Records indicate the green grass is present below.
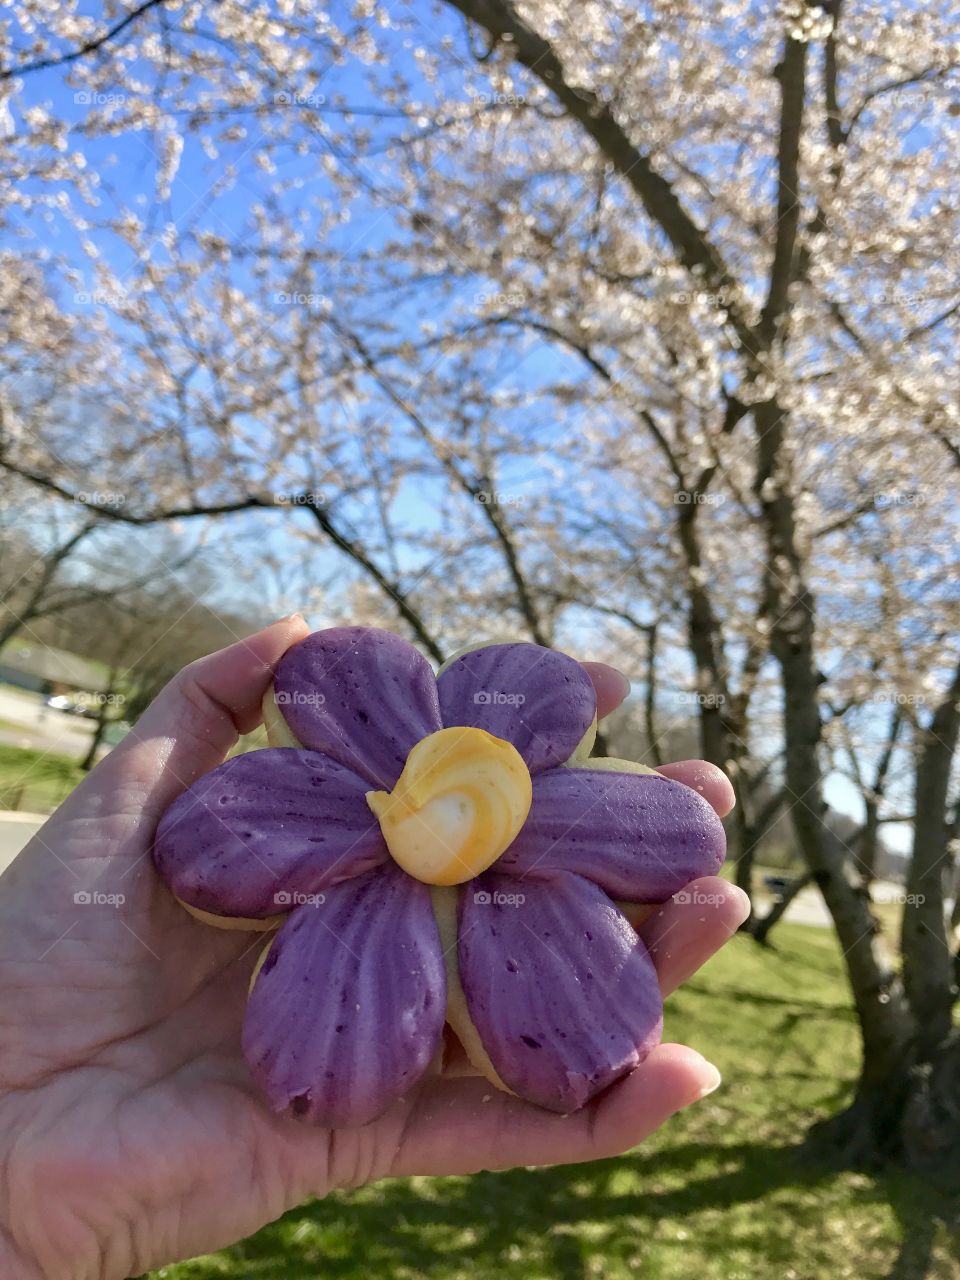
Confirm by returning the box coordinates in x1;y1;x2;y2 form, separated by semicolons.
146;925;959;1280
0;725;317;815
0;744;86;812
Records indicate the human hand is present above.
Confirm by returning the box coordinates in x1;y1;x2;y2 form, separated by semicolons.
0;618;746;1279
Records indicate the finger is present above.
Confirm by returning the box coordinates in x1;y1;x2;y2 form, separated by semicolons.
392;1042;719;1177
66;613;310;822
656;760;736;817
640;876;749;996
581;661;631;720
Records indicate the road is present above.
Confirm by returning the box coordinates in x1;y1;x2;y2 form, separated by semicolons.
751;876;947;930
0;812;45;875
0;684;102;755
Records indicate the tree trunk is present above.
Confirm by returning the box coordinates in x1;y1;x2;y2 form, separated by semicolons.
0;523;94;650
676;507;731;769
901;661;960;1058
80;709;109;772
642;622;662;767
734;834;757;929
674;499;763;923
732;783;786;933
80;679;117;772
852;707;901;887
856;798;881;884
753;872;812;946
901;1029;960;1180
753;397;914;1160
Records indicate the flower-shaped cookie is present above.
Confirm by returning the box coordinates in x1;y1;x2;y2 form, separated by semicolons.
153;627;725;1127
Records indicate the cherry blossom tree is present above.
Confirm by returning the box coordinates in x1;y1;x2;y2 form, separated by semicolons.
0;0;957;1168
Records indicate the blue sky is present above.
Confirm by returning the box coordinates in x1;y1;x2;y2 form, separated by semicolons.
5;1;947;856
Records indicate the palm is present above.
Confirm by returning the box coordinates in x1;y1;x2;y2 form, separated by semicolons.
0;620;744;1280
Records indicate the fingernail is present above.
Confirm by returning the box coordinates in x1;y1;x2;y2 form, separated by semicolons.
277;612;305;625
728;886;752;927
697;1063;722;1098
610;666;632;699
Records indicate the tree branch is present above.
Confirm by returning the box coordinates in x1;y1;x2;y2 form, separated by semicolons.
443;0;753;345
757;28;809;346
0;459;273;524
0;460;445;659
0;0;170;80
305;499;444;662
324;318;549;646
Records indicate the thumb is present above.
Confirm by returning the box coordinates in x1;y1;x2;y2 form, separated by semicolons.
0;615;309;931
93;613;310;818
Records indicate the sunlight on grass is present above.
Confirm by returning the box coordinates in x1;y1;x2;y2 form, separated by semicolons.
146;924;959;1280
0;744;86;812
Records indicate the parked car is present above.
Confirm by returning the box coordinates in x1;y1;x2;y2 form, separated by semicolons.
45;694;99;719
762;874;792;899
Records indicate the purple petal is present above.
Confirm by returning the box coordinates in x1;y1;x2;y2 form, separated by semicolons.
153;748;387;918
458;872;662;1112
498;767;726;901
437;643;596;774
273;627;442;787
242;864;446;1127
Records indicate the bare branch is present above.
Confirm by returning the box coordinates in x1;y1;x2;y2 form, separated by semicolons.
757;29;809;346
324;318;549;647
0;0;170;80
442;0;752;345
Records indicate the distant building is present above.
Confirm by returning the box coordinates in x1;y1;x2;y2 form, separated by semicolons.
0;642;105;697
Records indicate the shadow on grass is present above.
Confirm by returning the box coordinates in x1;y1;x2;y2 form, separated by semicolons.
158;1138;960;1280
165;1140;861;1280
681;980;855;1016
885;1180;959;1280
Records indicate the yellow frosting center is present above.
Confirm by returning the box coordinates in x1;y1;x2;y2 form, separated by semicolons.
366;726;532;886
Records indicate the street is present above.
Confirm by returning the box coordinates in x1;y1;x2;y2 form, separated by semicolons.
0;684;103;755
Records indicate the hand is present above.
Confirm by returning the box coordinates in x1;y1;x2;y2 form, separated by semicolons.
0;618;747;1279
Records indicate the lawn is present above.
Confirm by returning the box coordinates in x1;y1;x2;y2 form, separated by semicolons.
146;924;959;1280
0;744;86;812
